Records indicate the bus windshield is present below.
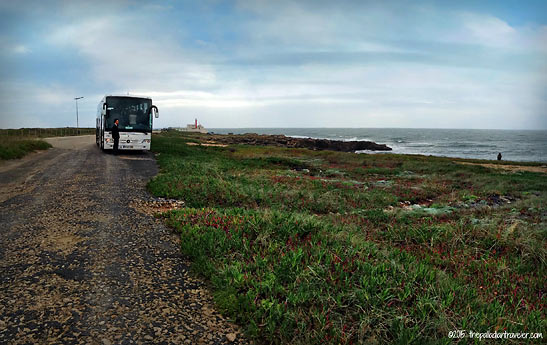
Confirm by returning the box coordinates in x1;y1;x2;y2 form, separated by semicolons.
105;96;152;132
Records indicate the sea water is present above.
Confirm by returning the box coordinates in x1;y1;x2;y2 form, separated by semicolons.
209;128;547;163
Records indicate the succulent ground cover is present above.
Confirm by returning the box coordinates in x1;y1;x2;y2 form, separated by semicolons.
148;131;546;344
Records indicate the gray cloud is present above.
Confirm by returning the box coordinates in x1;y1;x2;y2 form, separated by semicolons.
0;0;545;129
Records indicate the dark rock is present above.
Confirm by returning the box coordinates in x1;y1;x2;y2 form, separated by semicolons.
207;133;391;152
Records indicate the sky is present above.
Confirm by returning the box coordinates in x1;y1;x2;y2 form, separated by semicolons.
0;0;546;129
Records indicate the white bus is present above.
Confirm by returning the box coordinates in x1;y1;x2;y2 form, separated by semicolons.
96;95;159;151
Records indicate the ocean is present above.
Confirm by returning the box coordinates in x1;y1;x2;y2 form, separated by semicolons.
208;128;547;163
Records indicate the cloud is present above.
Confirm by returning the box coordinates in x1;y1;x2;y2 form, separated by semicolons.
12;44;31;54
0;0;545;129
462;13;516;45
0;81;97;128
451;12;547;56
236;0;415;53
46;14;217;91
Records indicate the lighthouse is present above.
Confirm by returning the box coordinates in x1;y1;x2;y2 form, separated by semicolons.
179;118;207;133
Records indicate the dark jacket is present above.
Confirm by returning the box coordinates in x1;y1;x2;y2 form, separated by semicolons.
112;123;120;140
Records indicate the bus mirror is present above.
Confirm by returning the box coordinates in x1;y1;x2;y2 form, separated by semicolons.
101;103;107;115
151;106;159;118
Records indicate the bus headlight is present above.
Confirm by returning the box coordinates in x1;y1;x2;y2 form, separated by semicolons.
142;139;151;143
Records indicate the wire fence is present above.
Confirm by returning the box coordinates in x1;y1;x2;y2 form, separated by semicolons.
0;128;95;139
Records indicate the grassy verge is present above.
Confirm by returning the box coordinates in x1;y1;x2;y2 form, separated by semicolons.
0;127;94;138
149;132;546;344
0;138;52;160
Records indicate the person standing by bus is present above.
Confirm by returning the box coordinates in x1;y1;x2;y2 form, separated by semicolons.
112;119;120;154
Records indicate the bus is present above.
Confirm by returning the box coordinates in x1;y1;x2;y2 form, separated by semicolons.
96;95;159;151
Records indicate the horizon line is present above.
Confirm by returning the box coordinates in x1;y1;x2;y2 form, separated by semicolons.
206;127;547;131
2;126;547;131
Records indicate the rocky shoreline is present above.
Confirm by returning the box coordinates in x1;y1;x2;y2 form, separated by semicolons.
201;133;392;152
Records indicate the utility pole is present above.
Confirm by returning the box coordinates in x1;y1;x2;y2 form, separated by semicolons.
74;96;83;133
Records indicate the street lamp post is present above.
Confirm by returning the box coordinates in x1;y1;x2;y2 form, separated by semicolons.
74;96;83;133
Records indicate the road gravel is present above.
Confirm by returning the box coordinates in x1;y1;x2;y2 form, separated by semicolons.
0;136;248;344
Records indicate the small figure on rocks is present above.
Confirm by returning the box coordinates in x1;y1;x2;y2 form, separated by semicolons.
497;152;502;161
112;119;120;155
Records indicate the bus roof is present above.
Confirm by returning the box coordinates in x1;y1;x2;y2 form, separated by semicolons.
104;94;152;100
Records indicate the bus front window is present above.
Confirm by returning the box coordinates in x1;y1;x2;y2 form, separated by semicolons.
105;96;152;132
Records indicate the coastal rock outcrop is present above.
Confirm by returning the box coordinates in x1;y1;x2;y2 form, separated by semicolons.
204;133;392;152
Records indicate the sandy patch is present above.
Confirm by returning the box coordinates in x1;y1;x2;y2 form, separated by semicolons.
130;198;185;216
44;135;95;150
186;142;227;147
117;156;154;161
40;231;85;255
457;162;547;174
0;182;37;203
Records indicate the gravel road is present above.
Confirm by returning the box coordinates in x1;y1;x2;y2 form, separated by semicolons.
0;136;249;344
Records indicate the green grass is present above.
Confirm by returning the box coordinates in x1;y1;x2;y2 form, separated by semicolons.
0;127;94;138
0;138;52;160
149;132;546;344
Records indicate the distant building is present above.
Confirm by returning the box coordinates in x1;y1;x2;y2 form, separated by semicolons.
174;118;207;133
